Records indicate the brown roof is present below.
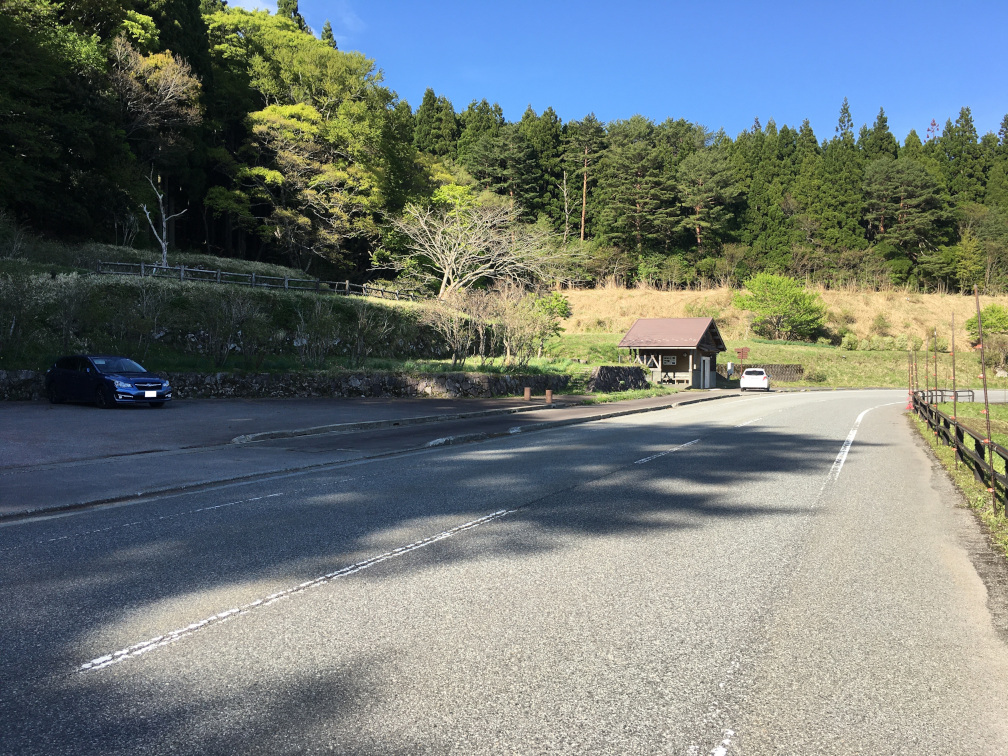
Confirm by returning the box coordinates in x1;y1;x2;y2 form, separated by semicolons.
618;318;726;352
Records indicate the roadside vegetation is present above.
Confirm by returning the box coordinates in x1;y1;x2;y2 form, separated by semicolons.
913;407;1008;558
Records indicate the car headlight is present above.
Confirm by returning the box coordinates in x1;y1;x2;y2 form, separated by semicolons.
113;379;132;390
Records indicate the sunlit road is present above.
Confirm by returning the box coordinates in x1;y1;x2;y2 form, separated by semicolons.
2;390;1006;755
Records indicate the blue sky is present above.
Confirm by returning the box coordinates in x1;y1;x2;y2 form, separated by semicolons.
232;0;1007;144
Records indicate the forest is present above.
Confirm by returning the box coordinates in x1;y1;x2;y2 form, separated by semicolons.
3;0;1008;295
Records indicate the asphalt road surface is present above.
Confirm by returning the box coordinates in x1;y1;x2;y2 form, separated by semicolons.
2;390;1006;755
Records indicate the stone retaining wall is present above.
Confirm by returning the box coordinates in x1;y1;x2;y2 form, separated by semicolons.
585;365;650;393
0;369;573;401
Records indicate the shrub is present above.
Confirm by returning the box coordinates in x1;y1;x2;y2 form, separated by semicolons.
966;305;1008;341
871;313;891;336
734;273;826;341
840;333;859;351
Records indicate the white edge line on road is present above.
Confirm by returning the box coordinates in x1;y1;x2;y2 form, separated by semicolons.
826;401;903;484
78;507;519;674
635;438;700;465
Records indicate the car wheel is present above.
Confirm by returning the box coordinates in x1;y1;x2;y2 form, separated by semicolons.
95;387;113;409
47;385;63;404
149;401;165;408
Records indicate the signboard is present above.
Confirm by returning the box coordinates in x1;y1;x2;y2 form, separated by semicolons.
735;347;750;360
661;355;677;366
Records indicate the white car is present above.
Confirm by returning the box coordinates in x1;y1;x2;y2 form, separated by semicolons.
739;367;770;392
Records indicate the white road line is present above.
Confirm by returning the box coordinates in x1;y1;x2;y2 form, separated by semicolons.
78;507;519;674
735;417;761;428
1;493;285;553
634;438;700;465
711;729;735;756
826;401;902;484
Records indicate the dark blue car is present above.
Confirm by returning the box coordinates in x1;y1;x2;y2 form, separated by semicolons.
44;355;172;408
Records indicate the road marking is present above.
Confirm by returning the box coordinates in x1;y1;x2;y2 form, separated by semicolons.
826;401;902;483
711;729;735;756
735;417;761;427
78;507;519;673
0;493;285;553
634;438;700;465
426;437;451;447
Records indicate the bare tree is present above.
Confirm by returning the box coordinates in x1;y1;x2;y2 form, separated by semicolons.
422;292;474;368
141;173;187;267
381;202;563;298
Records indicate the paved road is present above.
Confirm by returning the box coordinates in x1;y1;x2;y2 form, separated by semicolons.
1;390;1006;754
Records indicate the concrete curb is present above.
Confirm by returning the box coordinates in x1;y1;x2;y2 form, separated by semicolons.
3;392;737;522
230;401;560;444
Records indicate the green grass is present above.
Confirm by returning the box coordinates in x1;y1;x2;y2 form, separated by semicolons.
578;385;681;404
546;331;996;390
935;401;1008;449
912;413;1008;558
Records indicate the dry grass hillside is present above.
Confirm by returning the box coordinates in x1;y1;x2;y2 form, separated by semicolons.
560;283;1008;345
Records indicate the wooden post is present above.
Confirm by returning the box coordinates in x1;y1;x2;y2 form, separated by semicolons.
952;314;958;467
975;286;997;513
524;387;531;401
546;389;553;404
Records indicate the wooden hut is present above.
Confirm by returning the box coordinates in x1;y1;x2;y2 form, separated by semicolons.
618;317;727;388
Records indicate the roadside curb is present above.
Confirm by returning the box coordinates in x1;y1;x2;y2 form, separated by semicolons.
230;401;561;444
2;392;736;523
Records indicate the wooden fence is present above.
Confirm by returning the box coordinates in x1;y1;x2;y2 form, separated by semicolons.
912;389;1007;511
95;261;423;302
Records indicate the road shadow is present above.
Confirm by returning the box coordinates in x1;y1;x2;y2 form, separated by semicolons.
0;417;883;754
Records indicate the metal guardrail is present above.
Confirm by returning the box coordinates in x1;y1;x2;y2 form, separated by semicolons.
912;390;1007;511
95;261;423;302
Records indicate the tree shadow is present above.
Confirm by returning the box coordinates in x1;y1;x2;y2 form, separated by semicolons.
0;419;882;754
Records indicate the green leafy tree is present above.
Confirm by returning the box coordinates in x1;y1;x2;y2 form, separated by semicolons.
862;156;950;258
277;0;308;32
457;99;504;169
939;107;984;203
562;113;607;242
859;107;898;162
676;148;742;255
965;304;1008;340
811;98;866;253
413;92;460;158
596;115;677;254
320;20;337;48
0;0;131;236
518;105;564;223
733;273;826;340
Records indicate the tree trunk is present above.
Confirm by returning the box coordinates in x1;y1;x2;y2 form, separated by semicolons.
580;147;588;242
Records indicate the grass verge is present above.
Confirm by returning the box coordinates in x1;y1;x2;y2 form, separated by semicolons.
577;385;680;405
912;413;1008;559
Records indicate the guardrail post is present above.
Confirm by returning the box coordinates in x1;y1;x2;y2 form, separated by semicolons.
180;265;185;281
251;272;256;288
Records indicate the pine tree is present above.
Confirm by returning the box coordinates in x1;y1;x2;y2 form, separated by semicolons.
321;20;337;49
457;99;504;170
812;99;866;252
277;0;309;32
562;113;607;241
596;115;677;254
859;107;898;162
939;107;984;202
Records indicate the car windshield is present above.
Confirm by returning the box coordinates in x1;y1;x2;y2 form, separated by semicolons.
92;357;146;374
